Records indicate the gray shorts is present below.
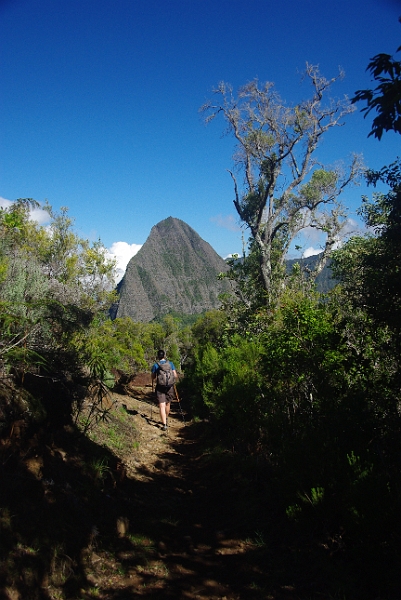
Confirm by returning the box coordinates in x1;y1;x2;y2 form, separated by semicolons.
156;385;175;404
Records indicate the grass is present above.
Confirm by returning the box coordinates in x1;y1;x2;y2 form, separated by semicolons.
83;401;140;458
127;533;155;552
253;530;267;548
87;457;110;483
0;391;148;600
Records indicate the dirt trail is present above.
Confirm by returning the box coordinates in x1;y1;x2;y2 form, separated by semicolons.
2;375;396;599
91;376;287;600
1;374;296;600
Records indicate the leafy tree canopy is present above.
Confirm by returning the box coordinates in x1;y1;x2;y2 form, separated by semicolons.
352;21;401;139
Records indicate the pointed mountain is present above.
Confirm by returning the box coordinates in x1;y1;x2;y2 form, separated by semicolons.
113;217;232;322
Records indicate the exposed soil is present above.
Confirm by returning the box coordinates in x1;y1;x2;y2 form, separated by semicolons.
0;373;293;600
84;375;284;599
2;374;390;599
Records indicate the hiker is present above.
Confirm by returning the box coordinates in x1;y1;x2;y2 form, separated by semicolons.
151;349;177;431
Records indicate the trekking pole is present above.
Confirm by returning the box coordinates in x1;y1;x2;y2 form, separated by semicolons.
151;378;154;421
174;384;186;425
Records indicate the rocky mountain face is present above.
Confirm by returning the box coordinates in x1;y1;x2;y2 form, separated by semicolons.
286;255;336;293
112;217;232;322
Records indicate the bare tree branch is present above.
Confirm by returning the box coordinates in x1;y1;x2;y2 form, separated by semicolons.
201;65;362;301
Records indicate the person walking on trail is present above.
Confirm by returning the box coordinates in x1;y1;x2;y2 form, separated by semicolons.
151;349;177;431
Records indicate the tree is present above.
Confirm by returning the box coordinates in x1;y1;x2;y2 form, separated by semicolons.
191;309;227;349
0;199;117;375
201;65;362;302
332;159;401;339
352;27;401;140
32;204;117;313
349;25;401;327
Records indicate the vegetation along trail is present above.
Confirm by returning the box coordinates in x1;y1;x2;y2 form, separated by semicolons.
2;32;401;599
112;378;266;598
1;373;318;600
79;375;293;600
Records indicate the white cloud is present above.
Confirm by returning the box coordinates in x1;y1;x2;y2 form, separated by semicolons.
296;217;362;258
210;213;241;232
0;197;12;209
0;197;50;225
29;207;51;225
300;225;323;244
107;241;142;283
302;246;322;258
223;252;242;260
342;217;361;237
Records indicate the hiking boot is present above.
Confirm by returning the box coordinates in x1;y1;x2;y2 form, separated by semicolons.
162;424;167;431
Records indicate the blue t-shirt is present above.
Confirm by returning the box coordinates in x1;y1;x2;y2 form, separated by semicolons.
151;359;176;374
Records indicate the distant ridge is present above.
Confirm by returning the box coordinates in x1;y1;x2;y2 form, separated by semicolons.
112;217;232;322
286;255;336;293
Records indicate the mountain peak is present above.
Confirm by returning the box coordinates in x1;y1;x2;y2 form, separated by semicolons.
113;219;231;322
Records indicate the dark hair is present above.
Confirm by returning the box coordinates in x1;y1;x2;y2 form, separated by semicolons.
157;349;165;360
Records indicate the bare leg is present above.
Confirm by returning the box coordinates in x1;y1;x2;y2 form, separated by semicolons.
159;401;167;426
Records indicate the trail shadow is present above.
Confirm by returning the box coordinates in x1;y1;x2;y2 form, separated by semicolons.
89;425;280;600
1;390;399;600
97;415;401;600
0;401;278;599
0;420;140;599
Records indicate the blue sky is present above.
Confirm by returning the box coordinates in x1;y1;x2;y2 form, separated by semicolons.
1;0;400;280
